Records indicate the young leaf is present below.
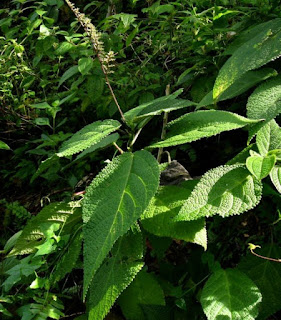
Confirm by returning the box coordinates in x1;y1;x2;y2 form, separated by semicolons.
9;202;82;256
141;181;207;250
213;19;281;100
256;120;281;155
118;269;165;320
200;268;262;320
0;140;10;150
246;154;276;180
88;226;144;320
149;110;259;148
247;74;281;121
226;144;258;165
58;65;79;87
270;166;281;193
239;244;281;320
175;165;262;221
82;150;159;299
57;120;121;157
124;89;195;124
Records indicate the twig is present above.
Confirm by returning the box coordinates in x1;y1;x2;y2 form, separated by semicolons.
113;142;124;154
249;243;281;263
157;84;170;163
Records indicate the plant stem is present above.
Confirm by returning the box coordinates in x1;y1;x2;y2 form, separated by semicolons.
250;248;281;263
157;84;170;162
113;142;124;154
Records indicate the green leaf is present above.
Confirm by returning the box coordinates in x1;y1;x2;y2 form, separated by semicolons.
124;89;195;124
82;150;159;299
9;202;81;256
118;269;165;320
270;166;281;193
213;18;281;100
78;57;93;75
200;268;262;320
256;120;281;155
198;68;277;107
88;226;144;320
31;154;59;183
55;41;73;55
239;244;281;319
57;120;121;157
31;102;52;110
35;238;55;256
0;140;10;150
226;144;258;165
86;75;104;103
141;181;207;250
76;133;119;160
175;165;262;221
58;65;79;87
247;74;281;120
246;154;276;180
149;110;259;148
51;231;82;283
34;117;51;126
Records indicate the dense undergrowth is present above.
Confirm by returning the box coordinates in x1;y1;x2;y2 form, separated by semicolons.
1;0;281;319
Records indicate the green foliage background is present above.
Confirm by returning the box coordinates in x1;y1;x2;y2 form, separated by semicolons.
1;0;281;319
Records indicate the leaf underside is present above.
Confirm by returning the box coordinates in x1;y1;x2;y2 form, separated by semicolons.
9;202;81;256
256;120;281;155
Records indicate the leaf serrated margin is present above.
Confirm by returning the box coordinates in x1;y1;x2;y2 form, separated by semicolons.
175;165;262;221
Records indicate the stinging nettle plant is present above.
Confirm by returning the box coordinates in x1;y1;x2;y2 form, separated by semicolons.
4;3;281;320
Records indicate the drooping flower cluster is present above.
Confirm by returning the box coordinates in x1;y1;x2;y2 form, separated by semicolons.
65;0;115;73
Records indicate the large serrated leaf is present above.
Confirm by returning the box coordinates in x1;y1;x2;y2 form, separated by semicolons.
118;269;165;320
141;181;207;250
238;244;281;320
247;74;281;121
175;165;262;221
82;150;159;299
76;133;119;160
213;18;281;100
198;68;277;108
124;89;195;124
246;154;276;180
88;226;144;320
57;120;121;157
200;268;262;320
149;110;259;148
270;166;281;193
9;202;82;256
256;120;281;155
